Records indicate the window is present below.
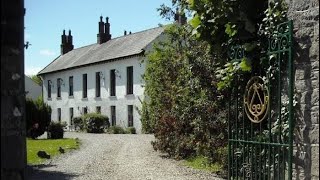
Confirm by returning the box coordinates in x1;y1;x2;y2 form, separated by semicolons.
57;78;61;98
83;107;88;115
69;76;73;96
110;69;116;96
83;74;87;98
70;108;74;125
111;106;116;126
48;80;51;98
128;105;133;127
96;72;101;97
127;66;133;94
58;108;61;122
96;106;101;114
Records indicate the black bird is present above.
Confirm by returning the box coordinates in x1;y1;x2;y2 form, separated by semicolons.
37;151;50;159
59;147;65;153
24;41;31;49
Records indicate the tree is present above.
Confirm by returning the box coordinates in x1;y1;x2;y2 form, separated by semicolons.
29;75;42;86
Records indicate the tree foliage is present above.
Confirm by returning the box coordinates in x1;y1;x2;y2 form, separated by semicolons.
26;97;51;139
142;24;228;166
29;75;42;86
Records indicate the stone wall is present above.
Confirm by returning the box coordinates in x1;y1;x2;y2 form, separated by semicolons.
1;0;26;180
286;0;319;179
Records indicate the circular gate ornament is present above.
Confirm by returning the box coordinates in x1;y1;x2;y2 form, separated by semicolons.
243;76;270;123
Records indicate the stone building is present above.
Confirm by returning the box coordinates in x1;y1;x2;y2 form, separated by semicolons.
38;17;164;133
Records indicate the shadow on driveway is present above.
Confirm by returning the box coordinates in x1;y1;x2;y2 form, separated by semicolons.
26;164;79;180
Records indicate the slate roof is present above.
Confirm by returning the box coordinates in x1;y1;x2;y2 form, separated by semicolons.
38;26;164;75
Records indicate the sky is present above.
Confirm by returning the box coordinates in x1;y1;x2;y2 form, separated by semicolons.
24;0;172;76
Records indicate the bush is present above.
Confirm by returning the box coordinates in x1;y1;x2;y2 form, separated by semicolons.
107;126;126;134
47;122;64;139
26;97;51;139
126;127;136;134
72;117;84;131
82;113;110;133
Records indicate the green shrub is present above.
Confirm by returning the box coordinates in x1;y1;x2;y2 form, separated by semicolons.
82;113;110;133
72;117;84;131
107;126;126;134
47;122;64;139
126;127;136;134
25;97;51;139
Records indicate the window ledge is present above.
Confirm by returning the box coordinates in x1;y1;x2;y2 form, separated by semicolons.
56;97;62;100
68;96;74;99
47;97;52;101
109;96;117;100
82;98;88;101
94;97;102;100
125;94;135;98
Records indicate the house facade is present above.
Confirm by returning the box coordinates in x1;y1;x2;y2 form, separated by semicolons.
38;16;164;133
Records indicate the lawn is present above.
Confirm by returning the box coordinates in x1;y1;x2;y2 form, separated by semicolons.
27;138;80;165
184;156;224;173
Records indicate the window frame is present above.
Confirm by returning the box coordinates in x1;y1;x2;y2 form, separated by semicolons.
57;78;61;98
58;108;61;122
128;105;133;127
111;106;116;126
110;69;116;96
48;80;51;98
126;66;133;95
96;72;101;97
82;74;87;98
69;76;73;96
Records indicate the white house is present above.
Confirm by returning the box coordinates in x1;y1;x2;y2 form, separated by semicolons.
25;75;42;100
38;16;164;133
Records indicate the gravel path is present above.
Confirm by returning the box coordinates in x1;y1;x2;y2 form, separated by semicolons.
27;132;225;180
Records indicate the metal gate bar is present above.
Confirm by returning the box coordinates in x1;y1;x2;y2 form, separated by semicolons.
227;20;293;180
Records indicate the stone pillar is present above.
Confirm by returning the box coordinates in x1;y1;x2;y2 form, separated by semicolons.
286;0;319;179
1;0;26;180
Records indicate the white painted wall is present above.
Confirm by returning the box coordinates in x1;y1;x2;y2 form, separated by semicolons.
41;56;146;133
25;75;42;100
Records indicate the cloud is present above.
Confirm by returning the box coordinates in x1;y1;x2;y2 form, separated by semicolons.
25;66;43;76
40;49;56;56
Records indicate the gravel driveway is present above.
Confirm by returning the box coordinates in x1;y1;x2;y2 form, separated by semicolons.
27;132;224;180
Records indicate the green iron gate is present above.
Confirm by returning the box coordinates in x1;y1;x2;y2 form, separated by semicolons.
228;20;294;179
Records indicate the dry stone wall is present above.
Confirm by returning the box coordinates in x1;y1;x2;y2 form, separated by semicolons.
286;0;319;179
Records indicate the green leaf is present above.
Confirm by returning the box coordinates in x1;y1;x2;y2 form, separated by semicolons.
190;15;201;29
225;23;237;37
239;58;251;72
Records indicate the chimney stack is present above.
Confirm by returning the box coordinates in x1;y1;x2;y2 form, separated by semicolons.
124;30;127;36
105;17;111;41
61;29;74;55
97;16;111;44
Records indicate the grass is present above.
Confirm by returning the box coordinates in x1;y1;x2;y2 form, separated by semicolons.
27;138;80;165
184;156;223;173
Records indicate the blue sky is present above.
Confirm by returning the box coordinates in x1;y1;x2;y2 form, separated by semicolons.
25;0;172;75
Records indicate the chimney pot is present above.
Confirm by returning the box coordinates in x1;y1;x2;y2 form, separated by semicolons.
124;30;127;35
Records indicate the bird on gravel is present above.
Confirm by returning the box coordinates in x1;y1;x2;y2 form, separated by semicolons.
37;151;50;159
59;147;65;153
